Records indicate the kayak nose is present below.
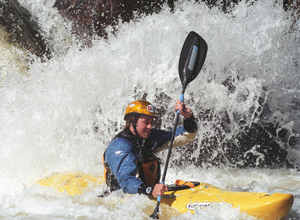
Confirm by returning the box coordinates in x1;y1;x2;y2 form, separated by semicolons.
240;192;294;220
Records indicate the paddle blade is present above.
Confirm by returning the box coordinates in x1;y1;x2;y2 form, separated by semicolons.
150;201;161;219
150;209;159;219
178;31;208;88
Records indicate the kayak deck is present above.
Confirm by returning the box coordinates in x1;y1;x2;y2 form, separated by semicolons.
37;172;293;219
37;172;104;196
163;182;293;220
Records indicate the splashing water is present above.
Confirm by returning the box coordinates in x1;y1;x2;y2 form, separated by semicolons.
1;0;300;219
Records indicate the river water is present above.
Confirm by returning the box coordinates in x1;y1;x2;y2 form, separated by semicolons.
1;0;300;219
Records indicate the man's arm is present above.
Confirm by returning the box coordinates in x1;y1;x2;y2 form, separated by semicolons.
153;102;198;153
105;138;143;194
183;114;197;133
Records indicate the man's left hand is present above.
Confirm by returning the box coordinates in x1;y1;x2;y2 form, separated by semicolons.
175;100;193;118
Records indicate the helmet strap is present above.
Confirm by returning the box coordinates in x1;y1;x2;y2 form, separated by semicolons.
131;115;140;137
131;123;139;137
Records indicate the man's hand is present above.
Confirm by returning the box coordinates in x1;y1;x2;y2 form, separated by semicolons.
152;183;168;198
175;100;193;118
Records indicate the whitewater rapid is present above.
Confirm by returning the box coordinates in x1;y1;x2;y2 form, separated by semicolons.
1;0;300;219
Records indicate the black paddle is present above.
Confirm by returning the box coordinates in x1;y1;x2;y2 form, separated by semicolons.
150;31;208;219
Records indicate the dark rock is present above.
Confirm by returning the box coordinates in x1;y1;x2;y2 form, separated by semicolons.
171;108;290;169
53;0;244;45
0;0;51;59
169;76;294;169
0;0;295;58
53;0;176;46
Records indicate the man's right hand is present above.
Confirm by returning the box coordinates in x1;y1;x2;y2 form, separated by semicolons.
152;183;168;198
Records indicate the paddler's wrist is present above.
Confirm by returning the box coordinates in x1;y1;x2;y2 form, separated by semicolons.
184;111;193;119
138;183;154;197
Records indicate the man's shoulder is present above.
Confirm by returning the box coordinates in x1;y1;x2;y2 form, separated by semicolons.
107;137;133;152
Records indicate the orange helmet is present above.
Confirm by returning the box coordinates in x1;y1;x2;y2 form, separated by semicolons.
124;100;157;120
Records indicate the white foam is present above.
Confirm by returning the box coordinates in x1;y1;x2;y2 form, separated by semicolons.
0;0;299;219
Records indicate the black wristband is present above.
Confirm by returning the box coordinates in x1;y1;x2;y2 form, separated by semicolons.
183;114;197;133
138;183;153;196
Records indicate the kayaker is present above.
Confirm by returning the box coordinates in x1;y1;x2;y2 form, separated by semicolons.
102;99;197;198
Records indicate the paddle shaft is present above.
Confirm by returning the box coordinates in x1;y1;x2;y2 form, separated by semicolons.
150;89;185;219
161;89;185;181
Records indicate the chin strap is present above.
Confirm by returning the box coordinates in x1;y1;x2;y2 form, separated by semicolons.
131;115;140;137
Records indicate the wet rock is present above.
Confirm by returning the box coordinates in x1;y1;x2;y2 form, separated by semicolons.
201;0;241;13
1;0;293;57
0;0;51;59
172;108;290;169
284;0;300;11
169;77;294;169
53;0;245;45
53;0;176;46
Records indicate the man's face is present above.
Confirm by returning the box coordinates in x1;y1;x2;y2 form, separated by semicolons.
135;115;153;139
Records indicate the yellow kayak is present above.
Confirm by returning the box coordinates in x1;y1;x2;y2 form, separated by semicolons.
163;181;293;220
37;172;293;220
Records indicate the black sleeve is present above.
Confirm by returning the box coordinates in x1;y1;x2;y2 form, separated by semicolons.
183;114;197;133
